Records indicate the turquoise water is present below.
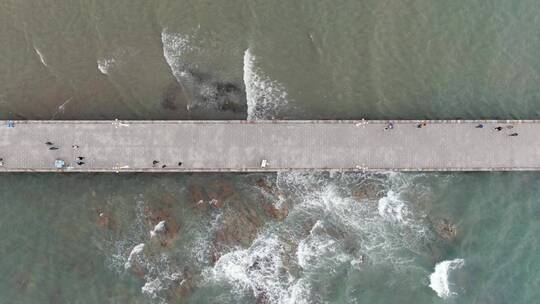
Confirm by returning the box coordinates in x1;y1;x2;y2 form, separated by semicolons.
0;173;538;303
1;0;540;303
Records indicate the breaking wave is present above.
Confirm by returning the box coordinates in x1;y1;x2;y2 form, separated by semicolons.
429;258;465;298
378;190;410;223
243;48;289;120
200;171;436;303
97;58;116;75
161;29;193;84
33;46;49;67
95;172;453;303
161;29;245;112
99;199;186;303
97;48;136;75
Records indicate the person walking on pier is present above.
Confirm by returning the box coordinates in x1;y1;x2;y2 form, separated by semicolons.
509;133;519;136
495;126;503;131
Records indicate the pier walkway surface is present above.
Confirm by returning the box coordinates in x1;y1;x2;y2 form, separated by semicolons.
0;120;538;172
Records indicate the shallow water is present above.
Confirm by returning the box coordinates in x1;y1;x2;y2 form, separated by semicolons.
1;1;540;303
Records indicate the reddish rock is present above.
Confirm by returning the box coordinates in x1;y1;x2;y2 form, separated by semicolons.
433;218;457;242
188;184;208;210
211;209;264;262
145;208;181;248
161;193;176;207
210;180;235;199
131;263;146;278
256;178;275;194
96;210;118;231
167;268;196;300
262;202;288;221
352;182;384;201
207;180;235;209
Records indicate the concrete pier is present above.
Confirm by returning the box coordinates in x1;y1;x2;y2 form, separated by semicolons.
0;120;538;172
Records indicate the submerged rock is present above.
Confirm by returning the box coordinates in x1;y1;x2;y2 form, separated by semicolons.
261;201;288;221
95;209;118;231
167;267;197;301
161;82;186;111
212;208;264;263
255;178;289;220
188;179;237;210
188;184;207;211
433;218;458;242
13;268;31;292
185;70;247;114
352;181;385;201
145;208;181;248
206;180;235;208
255;178;278;195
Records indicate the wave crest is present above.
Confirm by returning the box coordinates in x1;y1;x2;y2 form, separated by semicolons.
243;48;289;120
429;258;465;298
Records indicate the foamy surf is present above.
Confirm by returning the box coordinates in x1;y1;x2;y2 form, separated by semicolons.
96;48;135;75
97;58;116;75
277;171;433;270
243;48;288;120
125;243;145;269
378;190;409;223
205;233;297;303
99;199;189;303
161;29;193;83
150;220;166;237
197;171;439;303
429;258;465;298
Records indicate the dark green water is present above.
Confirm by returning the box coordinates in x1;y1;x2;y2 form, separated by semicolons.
1;1;540;303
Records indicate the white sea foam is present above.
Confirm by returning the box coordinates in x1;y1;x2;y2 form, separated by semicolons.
429;258;465;298
51;98;73;119
125;243;145;269
297;221;344;271
192;211;223;265
287;279;311;304
205;233;304;303
161;29;193;83
33;46;48;67
141;277;163;298
102;173;437;303
277;171;432;269
150;220;167;237
97;48;136;75
202;172;434;303
243;48;289;120
378;190;409;223
97;57;116;75
100;198;186;302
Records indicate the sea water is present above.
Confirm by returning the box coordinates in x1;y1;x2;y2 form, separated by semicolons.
1;1;540;303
